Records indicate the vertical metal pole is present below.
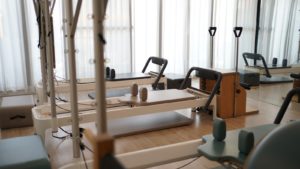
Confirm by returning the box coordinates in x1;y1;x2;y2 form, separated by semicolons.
40;15;48;103
65;0;80;158
44;0;57;132
233;37;239;117
129;0;134;72
298;29;300;61
61;2;69;79
93;0;108;134
233;0;240;118
21;0;33;90
35;0;48;103
210;36;214;68
254;0;261;54
210;0;214;68
157;0;163;72
185;0;191;73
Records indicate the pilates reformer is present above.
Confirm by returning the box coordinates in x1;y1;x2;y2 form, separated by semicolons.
70;88;300;169
197;87;300;169
35;56;168;104
243;53;294;84
34;0;246;168
33;67;222;141
87;56;168;99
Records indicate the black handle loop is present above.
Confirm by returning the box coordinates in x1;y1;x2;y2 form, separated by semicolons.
10;115;26;120
233;27;243;38
208;27;217;37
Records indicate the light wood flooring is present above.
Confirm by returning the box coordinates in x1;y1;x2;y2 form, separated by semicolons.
1;83;300;169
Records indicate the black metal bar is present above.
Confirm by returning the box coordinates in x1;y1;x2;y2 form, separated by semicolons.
254;0;261;54
141;56;168;90
274;88;300;124
180;67;222;111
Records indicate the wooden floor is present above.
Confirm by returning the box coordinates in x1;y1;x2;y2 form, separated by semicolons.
1;83;300;169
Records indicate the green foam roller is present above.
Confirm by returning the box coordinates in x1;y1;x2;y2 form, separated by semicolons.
238;130;254;155
213;118;226;141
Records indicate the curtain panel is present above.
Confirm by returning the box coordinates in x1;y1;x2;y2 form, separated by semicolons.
1;0;300;92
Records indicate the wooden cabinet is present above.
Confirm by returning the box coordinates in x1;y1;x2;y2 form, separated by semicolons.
200;69;246;118
292;79;300;102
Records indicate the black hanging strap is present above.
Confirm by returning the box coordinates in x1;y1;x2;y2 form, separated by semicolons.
208;27;217;37
233;27;243;38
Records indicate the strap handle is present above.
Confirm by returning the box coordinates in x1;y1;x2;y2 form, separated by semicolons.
208;27;217;37
233;27;243;38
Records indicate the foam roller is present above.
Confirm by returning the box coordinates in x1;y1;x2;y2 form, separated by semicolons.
110;69;116;79
213;118;226;141
139;88;148;102
238;130;254;155
106;67;110;78
131;84;138;97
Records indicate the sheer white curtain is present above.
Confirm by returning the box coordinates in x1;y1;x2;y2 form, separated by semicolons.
26;0;65;82
188;0;212;69
0;0;29;92
132;0;159;72
104;0;131;74
237;0;258;68
214;0;257;69
72;0;94;78
257;0;274;62
161;0;189;74
26;0;131;83
214;0;237;69
72;0;131;79
258;0;300;64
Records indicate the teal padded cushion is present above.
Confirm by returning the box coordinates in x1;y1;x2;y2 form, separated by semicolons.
198;124;277;165
212;118;226;141
0;135;51;169
245;121;300;169
238;130;254;155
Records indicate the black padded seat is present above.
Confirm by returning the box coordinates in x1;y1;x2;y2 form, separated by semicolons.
239;70;260;86
106;72;151;81
260;75;292;84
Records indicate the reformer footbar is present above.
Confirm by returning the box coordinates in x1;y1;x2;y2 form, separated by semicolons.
180;67;222;113
35;56;168;104
243;53;293;84
197;87;300;169
142;56;168;90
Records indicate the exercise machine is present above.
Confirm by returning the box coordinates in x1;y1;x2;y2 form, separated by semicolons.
61;88;300;169
87;56;168;99
35;57;168;104
33;67;221;141
198;87;300;169
243;53;293;84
